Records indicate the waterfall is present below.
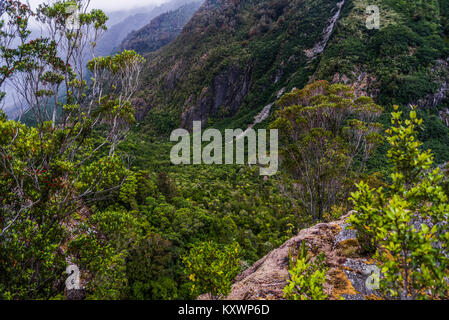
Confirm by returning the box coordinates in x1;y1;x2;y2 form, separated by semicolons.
305;0;345;59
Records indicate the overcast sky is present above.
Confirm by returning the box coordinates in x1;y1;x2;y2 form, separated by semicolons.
27;0;170;12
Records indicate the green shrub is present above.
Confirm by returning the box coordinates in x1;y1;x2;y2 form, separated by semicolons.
283;241;328;300
349;106;449;299
182;241;241;300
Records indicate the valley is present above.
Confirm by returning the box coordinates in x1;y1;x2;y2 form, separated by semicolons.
0;0;449;301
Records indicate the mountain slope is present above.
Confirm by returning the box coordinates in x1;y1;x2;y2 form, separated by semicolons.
120;2;202;54
95;0;201;57
138;0;347;129
136;0;449;131
95;6;158;57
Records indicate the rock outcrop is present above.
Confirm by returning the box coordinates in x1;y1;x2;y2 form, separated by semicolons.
329;68;378;99
226;214;380;300
181;64;252;129
416;58;449;109
304;0;345;59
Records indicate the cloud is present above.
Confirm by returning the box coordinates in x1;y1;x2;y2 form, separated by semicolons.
27;0;170;12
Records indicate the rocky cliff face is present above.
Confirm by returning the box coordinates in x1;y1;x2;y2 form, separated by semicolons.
181;64;252;128
225;214;380;300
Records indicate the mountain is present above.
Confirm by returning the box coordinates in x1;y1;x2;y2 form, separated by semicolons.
95;0;202;57
3;0;449;302
120;2;202;54
2;0;201;119
135;0;449;134
104;7;156;27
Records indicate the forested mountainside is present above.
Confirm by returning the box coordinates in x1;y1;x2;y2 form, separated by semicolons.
1;0;449;301
120;2;202;54
136;0;449;162
225;213;380;300
95;0;199;57
138;0;347;129
123;0;449;300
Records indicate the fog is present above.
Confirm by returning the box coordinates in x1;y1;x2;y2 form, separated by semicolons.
2;0;177;118
27;0;171;12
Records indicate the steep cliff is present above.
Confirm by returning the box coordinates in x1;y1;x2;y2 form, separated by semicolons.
313;0;449;107
95;0;200;57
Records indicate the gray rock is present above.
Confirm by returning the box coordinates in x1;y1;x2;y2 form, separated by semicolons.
334;222;358;248
181;64;252;129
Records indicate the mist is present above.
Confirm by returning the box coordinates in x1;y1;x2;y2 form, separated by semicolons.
1;0;181;118
27;0;171;12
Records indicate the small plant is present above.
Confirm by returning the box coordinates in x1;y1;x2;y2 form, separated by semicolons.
283;241;328;300
182;241;241;300
349;106;449;299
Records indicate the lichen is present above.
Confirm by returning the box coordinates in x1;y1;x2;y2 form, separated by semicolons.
337;239;361;258
365;294;383;300
328;268;359;299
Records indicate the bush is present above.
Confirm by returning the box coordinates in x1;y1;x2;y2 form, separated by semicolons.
349;106;449;299
182;241;241;299
283;241;328;300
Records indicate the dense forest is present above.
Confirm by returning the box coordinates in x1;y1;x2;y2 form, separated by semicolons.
120;2;202;54
0;0;448;301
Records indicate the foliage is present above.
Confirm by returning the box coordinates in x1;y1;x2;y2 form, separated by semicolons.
271;81;383;221
182;241;241;300
349;106;449;300
116;136;304;298
283;241;328;300
0;0;144;299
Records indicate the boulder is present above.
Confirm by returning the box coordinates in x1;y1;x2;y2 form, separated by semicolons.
225;214;381;300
